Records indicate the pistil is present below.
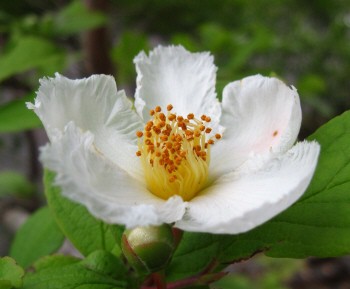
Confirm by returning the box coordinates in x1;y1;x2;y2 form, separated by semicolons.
136;104;221;201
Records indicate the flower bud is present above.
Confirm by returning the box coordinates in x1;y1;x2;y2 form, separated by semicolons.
121;224;175;275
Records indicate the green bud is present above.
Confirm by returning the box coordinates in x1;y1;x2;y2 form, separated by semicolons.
121;224;175;275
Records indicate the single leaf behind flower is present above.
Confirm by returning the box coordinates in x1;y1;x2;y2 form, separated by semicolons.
44;170;124;257
219;110;350;261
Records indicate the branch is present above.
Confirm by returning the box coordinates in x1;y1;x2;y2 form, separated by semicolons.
83;0;114;75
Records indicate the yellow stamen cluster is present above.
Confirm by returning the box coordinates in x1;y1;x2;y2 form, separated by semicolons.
136;104;221;201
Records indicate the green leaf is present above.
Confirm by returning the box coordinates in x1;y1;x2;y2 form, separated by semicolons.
0;95;41;133
166;233;220;281
0;37;64;82
23;251;125;289
33;255;80;272
80;250;127;280
0;257;25;288
54;0;107;36
9;206;65;268
219;110;350;262
44;170;123;257
0;171;35;197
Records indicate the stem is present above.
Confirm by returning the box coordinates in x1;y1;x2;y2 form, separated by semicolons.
172;227;184;249
152;271;167;289
142;272;226;289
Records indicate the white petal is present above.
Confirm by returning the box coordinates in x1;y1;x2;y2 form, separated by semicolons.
29;74;144;180
134;45;221;129
41;122;186;228
210;75;301;177
176;141;320;234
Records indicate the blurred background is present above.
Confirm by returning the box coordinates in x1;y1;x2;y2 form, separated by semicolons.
0;0;350;288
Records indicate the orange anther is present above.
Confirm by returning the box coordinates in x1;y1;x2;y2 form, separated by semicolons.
199;125;205;131
153;127;161;134
205;116;211;122
208;139;214;145
215;134;222;139
177;116;184;122
163;129;171;136
155;106;161;112
136;131;143;137
159;113;166;121
187;113;194;120
167;104;173;111
146;131;152;138
201;115;207;121
205;128;212;134
136;151;141;156
168;114;176;121
150;109;155;116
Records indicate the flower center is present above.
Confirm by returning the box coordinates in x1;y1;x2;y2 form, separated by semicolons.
136;104;221;201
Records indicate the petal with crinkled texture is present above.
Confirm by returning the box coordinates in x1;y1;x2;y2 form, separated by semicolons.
134;46;221;130
176;141;320;234
40;122;186;228
210;75;302;177
28;74;144;180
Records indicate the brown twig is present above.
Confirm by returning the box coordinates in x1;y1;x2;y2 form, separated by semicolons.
141;272;226;289
83;0;114;75
24;130;40;182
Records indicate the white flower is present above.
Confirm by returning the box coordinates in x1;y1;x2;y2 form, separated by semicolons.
28;46;320;234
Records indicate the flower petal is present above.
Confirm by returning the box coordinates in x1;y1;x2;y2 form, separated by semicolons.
28;74;144;179
176;141;320;234
134;45;221;129
41;122;186;228
210;75;301;177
